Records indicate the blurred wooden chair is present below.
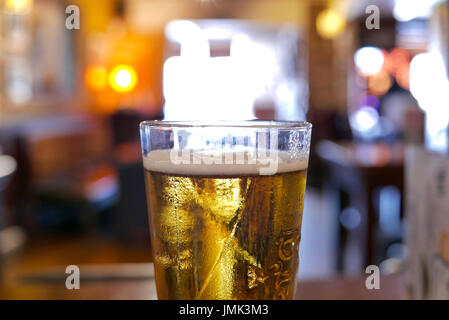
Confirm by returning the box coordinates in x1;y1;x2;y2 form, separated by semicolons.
5;114;115;235
0;154;26;280
316;140;404;273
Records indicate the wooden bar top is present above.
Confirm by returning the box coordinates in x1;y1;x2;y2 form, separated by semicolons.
0;263;403;300
0;237;404;300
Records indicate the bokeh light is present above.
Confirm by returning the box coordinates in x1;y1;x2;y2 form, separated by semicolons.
316;9;346;40
339;208;361;230
359;94;380;109
0;155;17;178
393;0;438;22
85;65;108;91
409;52;449;112
109;65;138;93
350;106;380;132
385;48;410;76
4;0;33;14
368;70;392;96
395;63;410;90
354;46;384;76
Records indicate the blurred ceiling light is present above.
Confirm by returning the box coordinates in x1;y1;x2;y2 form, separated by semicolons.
393;0;440;22
316;9;346;40
109;65;138;93
368;70;392;96
85;65;108;91
354;47;384;76
4;0;33;15
350;106;380;132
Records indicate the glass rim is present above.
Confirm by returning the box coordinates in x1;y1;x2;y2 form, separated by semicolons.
140;120;312;130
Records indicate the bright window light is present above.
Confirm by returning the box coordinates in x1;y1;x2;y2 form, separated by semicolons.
409;51;449;152
409;52;449;113
162;21;281;121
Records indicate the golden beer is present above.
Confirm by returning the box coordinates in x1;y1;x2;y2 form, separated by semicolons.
143;151;307;300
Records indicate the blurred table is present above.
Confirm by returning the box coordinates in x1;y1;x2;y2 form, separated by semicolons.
316;141;404;272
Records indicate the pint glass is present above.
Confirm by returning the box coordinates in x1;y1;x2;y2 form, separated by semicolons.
140;121;312;300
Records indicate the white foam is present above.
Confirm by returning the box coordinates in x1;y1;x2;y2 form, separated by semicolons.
143;149;308;176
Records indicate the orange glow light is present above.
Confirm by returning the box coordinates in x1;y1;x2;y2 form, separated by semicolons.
316;9;346;39
385;48;410;76
368;70;392;96
395;63;410;90
5;0;33;14
109;65;138;93
85;65;108;91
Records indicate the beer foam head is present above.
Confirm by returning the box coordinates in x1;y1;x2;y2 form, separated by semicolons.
143;149;308;176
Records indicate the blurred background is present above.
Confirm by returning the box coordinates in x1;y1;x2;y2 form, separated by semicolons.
0;0;448;299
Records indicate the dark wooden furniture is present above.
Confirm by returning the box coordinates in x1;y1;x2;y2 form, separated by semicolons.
316;140;404;272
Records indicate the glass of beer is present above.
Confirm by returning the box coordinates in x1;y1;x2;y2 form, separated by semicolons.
140;121;312;300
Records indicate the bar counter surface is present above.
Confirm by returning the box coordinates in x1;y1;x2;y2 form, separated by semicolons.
0;272;402;300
